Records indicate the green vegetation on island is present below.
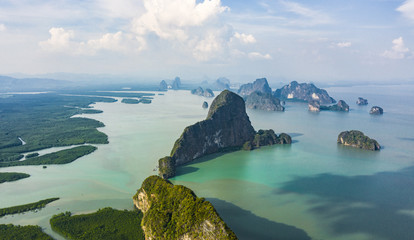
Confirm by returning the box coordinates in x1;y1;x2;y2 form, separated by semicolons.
243;130;291;150
133;176;237;240
338;130;381;151
121;98;140;104
26;152;39;158
0;224;53;240
50;207;144;240
0;145;96;168
0;93;114;163
0;198;59;217
0;172;30;184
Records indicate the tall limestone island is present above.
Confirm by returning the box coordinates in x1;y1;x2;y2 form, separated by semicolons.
274;81;336;104
238;78;284;111
172;90;256;166
159;90;291;179
133;176;238;240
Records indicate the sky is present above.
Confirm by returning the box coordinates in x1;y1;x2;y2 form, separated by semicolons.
0;0;414;84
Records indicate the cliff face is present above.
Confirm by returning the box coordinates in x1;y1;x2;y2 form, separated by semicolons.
133;176;238;240
337;130;380;151
274;81;335;104
237;78;272;97
245;92;284;111
171;90;256;166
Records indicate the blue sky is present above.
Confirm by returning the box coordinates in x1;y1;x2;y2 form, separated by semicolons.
0;0;413;83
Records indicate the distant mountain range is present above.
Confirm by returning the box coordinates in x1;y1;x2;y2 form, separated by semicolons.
0;75;75;92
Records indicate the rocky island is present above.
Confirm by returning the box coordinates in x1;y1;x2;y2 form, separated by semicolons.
370;106;383;115
238;78;284;111
237;78;272;97
159;90;291;179
274;81;336;104
191;87;215;98
337;130;381;151
133;175;237;240
356;97;368;105
202;101;208;109
245;92;285;111
309;100;349;112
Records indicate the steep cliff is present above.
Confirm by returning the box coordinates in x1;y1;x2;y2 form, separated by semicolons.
337;130;380;151
171;90;256;166
237;78;272;97
274;81;335;104
133;176;238;240
245;92;284;111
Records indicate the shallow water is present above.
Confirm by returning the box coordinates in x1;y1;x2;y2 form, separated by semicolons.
1;86;414;240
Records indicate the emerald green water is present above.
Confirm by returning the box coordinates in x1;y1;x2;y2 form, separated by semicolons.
1;86;414;240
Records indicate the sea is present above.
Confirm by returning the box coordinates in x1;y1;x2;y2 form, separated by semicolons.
1;84;414;240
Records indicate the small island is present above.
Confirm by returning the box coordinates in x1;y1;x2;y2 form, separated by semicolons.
121;98;140;104
356;97;368;105
0;172;30;184
370;106;383;115
309;100;349;112
133;176;237;240
202;101;208;109
191;87;215;98
337;130;381;151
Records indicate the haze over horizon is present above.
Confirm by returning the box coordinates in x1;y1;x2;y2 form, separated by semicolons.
1;0;414;84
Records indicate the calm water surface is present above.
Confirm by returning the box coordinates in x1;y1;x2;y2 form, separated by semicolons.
1;85;414;240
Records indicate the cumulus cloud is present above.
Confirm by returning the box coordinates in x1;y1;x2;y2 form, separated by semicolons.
248;52;272;60
397;0;414;22
0;24;6;32
132;0;228;40
382;37;411;59
337;42;352;48
40;28;145;55
39;27;75;52
233;32;256;44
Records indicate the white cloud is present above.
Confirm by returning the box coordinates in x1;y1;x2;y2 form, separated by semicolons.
39;27;75;52
382;37;411;59
40;28;145;55
337;42;352;48
132;0;228;41
0;24;6;32
397;0;414;22
248;52;272;60
280;0;332;26
233;32;256;44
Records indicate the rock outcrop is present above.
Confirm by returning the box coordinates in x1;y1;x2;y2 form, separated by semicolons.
370;106;383;115
170;90;256;167
243;130;291;150
191;87;215;98
356;97;368;105
308;100;320;112
172;77;181;90
245;92;284;111
133;176;238;240
337;130;381;151
202;101;208;109
158;90;291;178
159;80;168;91
274;81;336;104
237;78;272;97
320;100;349;112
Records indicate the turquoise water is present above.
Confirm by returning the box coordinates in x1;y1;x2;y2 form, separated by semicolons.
1;86;414;240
